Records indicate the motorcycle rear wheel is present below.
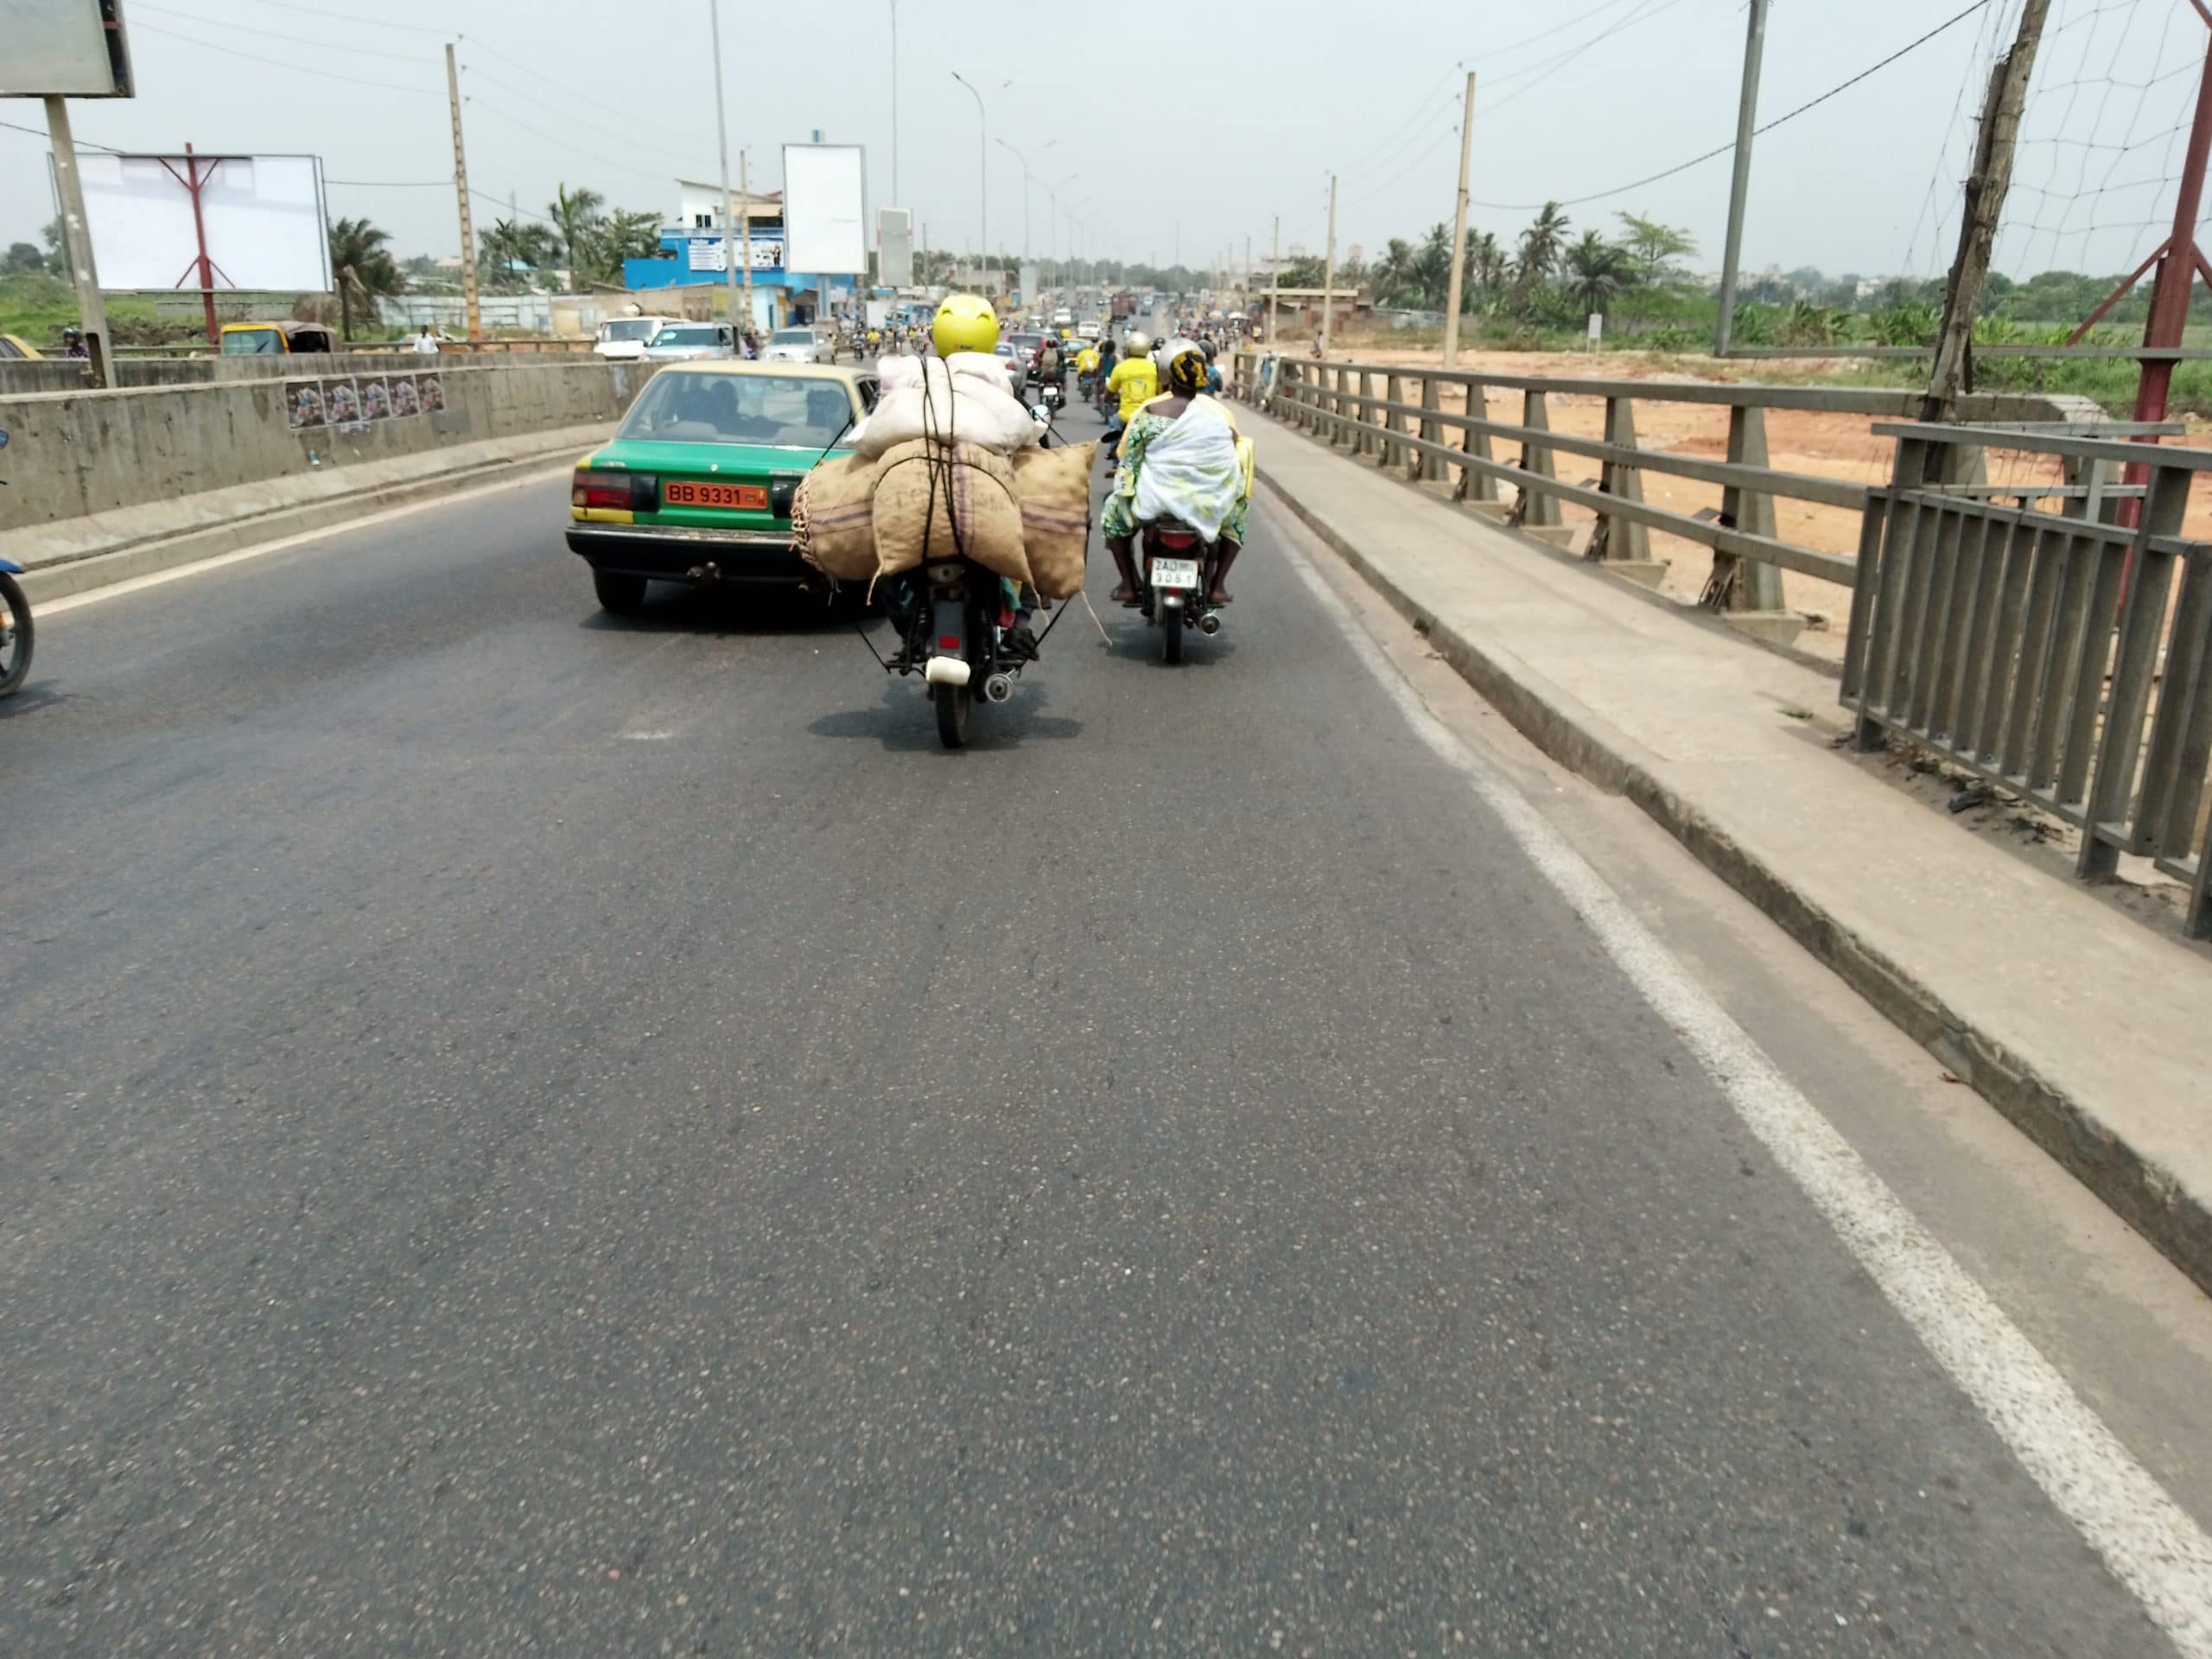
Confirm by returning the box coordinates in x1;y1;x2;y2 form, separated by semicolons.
1160;596;1185;665
0;572;32;698
934;683;971;749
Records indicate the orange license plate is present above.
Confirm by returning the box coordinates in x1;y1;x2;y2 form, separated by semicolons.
664;480;767;510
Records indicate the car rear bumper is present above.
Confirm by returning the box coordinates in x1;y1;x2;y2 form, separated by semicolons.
567;523;803;584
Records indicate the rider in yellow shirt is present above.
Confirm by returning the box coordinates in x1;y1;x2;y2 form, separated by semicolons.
1104;333;1160;455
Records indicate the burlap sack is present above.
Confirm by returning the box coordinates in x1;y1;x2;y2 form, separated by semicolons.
869;439;1029;587
1008;440;1096;600
794;450;881;582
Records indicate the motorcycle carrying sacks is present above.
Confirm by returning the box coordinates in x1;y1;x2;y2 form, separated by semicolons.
796;436;1096;600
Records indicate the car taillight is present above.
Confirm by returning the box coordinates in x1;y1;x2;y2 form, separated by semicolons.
573;469;655;511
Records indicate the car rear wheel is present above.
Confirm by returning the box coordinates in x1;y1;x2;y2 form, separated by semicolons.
593;570;648;615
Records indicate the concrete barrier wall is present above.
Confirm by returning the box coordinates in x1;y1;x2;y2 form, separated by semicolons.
0;359;657;533
0;350;601;397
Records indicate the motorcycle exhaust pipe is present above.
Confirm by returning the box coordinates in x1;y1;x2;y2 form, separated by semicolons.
982;673;1014;704
1197;611;1224;636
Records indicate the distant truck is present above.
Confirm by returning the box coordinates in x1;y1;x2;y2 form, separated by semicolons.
1109;291;1135;321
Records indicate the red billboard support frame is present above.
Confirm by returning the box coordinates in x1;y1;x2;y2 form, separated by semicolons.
157;143;228;346
2067;1;2212;524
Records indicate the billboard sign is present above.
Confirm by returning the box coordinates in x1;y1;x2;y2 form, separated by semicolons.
0;0;134;98
877;207;912;288
781;143;866;276
685;232;784;273
67;152;330;291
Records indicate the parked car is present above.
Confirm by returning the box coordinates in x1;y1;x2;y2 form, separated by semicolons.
566;360;877;613
0;334;43;359
594;315;681;359
640;321;735;361
761;327;836;365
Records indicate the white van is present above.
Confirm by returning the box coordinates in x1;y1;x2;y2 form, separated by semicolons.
594;315;682;360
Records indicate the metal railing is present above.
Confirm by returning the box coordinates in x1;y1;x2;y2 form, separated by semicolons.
1236;353;2090;612
1846;423;2212;932
1232;352;2212;937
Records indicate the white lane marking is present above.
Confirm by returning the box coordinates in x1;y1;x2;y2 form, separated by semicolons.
1274;524;2212;1656
35;464;572;619
621;730;674;741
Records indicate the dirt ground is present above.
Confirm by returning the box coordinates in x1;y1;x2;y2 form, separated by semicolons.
1325;345;2212;664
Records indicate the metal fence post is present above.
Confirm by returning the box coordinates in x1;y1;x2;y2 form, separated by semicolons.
1711;404;1785;611
1418;375;1445;482
1511;389;1562;529
2078;459;2191;880
1591;396;1653;564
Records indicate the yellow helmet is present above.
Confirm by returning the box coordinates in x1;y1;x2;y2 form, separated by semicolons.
932;293;999;358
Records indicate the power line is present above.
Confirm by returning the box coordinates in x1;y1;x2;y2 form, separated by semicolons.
458;60;708;168
131;18;441;96
130;1;433;63
454;35;715;149
1473;0;1998;212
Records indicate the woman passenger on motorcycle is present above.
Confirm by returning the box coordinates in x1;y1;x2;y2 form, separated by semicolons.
1100;340;1249;607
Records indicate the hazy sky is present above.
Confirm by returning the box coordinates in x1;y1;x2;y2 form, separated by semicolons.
2;0;2203;284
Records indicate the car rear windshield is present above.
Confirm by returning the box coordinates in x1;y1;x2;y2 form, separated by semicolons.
771;330;815;344
600;319;660;341
654;327;721;346
616;372;852;448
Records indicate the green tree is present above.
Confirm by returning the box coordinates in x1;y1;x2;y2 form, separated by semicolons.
1563;230;1633;319
1515;201;1571;287
1465;230;1507;301
576;208;663;284
1371;238;1417;305
546;183;607;273
327;215;401;340
479;219;559;290
1411;222;1454;307
1615;212;1697;282
3;241;45;275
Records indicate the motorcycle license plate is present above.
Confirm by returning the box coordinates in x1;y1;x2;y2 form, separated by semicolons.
1151;557;1201;591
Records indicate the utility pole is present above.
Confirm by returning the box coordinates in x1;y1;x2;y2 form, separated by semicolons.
1268;215;1281;346
889;0;899;209
445;43;481;342
951;72;986;289
43;96;111;386
1713;0;1768;358
1924;0;2052;421
740;149;754;332
1442;70;1478;367
1320;173;1338;357
709;0;741;329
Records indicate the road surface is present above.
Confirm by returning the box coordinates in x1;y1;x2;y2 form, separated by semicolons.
4;385;2206;1656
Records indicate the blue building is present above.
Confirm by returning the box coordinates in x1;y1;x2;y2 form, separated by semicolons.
620;181;860;327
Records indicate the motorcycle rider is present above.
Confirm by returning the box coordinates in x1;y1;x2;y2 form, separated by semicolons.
1037;332;1066;391
865;293;1046;661
1075;337;1102;401
1103;330;1159;455
1101;340;1250;607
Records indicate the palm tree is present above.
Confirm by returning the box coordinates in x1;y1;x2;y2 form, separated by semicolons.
478;219;559;291
1564;230;1632;320
547;183;607;271
578;207;662;285
1466;231;1507;302
327;215;401;341
1516;201;1571;288
1372;238;1416;305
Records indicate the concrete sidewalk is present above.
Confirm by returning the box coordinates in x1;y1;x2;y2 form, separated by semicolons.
1251;406;2212;1293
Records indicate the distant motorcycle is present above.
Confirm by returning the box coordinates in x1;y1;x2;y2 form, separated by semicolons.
0;429;29;697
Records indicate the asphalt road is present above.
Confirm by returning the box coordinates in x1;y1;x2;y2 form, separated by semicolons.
0;387;2183;1656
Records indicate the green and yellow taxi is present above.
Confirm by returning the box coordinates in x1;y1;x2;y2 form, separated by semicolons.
567;359;877;613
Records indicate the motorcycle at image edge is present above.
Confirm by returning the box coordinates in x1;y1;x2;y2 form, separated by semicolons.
1136;518;1221;665
882;404;1061;749
0;429;32;698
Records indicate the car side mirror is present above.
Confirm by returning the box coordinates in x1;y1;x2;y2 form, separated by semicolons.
1030;404;1054;426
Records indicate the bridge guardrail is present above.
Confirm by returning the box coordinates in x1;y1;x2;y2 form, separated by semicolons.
1847;423;2212;932
1232;351;2212;937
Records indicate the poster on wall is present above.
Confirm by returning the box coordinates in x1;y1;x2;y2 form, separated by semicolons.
288;373;448;433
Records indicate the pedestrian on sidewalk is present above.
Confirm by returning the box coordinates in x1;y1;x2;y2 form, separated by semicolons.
411;325;440;355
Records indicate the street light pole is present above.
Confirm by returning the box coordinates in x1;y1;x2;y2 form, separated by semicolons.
950;72;986;287
708;0;740;329
888;0;899;208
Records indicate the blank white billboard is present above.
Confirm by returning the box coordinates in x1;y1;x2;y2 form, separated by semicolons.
0;0;135;98
782;143;866;276
878;207;912;288
71;152;330;291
